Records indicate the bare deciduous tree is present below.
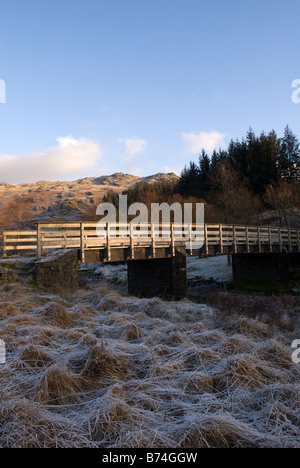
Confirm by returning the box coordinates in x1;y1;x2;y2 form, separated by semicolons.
0;196;33;229
263;182;295;228
209;164;259;224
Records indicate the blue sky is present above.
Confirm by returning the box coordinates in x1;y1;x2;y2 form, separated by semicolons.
0;0;300;183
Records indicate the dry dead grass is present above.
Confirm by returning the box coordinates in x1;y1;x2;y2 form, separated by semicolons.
18;344;54;368
0;279;300;448
35;364;83;405
176;414;278;448
38;302;74;329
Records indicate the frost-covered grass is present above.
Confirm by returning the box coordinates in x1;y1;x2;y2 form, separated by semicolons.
0;268;300;448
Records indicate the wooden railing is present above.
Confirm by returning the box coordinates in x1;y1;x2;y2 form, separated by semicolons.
1;230;37;257
1;223;300;261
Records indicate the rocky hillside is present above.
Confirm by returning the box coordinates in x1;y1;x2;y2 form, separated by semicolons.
0;172;179;225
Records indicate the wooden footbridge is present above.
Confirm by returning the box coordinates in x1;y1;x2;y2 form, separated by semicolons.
2;222;300;262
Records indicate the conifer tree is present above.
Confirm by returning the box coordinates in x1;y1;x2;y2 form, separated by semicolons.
279;125;300;182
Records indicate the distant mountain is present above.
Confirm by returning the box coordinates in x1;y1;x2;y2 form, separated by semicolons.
0;172;179;224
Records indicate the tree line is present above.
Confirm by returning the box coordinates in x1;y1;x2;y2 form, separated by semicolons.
178;125;300;199
114;125;300;227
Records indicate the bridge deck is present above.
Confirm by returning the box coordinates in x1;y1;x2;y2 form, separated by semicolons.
1;222;300;262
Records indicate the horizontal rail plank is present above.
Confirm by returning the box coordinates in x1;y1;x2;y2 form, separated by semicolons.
37;223;81;229
4;245;37;251
3;238;37;243
2;231;37;236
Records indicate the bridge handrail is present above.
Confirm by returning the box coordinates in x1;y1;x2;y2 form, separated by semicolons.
1;223;300;259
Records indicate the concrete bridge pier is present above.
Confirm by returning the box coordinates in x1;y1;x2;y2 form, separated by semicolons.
127;246;187;300
232;252;300;293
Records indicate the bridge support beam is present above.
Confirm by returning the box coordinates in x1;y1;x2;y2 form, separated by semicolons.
232;253;291;293
127;246;187;300
287;253;300;282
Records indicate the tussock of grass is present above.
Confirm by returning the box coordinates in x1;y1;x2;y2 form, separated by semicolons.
0;302;21;318
219;335;256;356
38;302;73;329
226;316;272;339
255;340;293;369
90;398;144;442
18;344;54;368
96;292;123;312
176;414;277;448
184;372;214;394
35;364;82;405
213;355;286;392
213;356;268;391
82;343;128;379
32;326;57;346
121;323;142;341
0;399;95;448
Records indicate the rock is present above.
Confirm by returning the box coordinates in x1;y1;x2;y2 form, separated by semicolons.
0;266;17;284
35;249;79;292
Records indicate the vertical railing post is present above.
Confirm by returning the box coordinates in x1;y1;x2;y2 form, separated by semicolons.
130;223;134;260
80;223;85;263
279;228;283;253
219;225;223;255
245;226;250;253
204;224;208;256
186;223;192;255
171;223;175;256
106;223;111;262
2;232;7;258
257;227;262;253
37;224;42;259
233;226;237;254
268;227;272;253
151;223;156;258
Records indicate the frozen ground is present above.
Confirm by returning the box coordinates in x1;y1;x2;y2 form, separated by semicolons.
0;275;300;448
0;254;300;448
78;255;233;298
79;262;128;295
1;253;232;285
187;255;233;283
0;254;234;306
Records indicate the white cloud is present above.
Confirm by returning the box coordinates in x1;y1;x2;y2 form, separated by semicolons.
181;130;226;154
118;137;148;175
0;136;103;183
120;137;148;156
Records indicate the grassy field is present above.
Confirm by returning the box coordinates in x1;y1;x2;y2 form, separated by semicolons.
0;263;300;448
